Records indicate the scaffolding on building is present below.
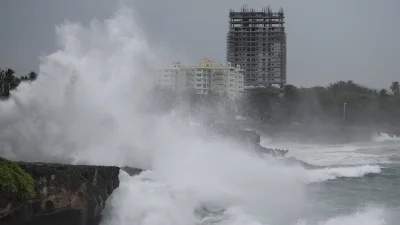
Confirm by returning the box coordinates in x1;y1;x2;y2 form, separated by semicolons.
227;5;286;87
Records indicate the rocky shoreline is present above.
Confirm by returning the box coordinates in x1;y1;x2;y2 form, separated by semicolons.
0;123;290;225
0;161;142;225
208;121;289;157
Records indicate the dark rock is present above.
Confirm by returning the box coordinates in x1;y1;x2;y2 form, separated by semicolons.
121;166;143;176
209;122;289;157
0;162;142;225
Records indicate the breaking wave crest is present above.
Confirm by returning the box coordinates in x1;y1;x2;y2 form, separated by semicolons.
372;132;400;142
101;171;387;225
305;165;381;183
296;207;387;225
320;207;386;225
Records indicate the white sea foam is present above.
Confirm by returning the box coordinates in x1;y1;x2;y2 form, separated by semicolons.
320;207;387;225
305;165;381;183
295;207;387;225
260;135;391;166
101;167;384;225
372;132;400;142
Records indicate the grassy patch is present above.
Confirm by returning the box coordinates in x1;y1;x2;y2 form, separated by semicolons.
0;157;36;199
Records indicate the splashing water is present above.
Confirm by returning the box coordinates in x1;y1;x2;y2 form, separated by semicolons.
295;207;387;225
305;165;381;183
0;8;168;167
372;132;400;142
0;6;393;225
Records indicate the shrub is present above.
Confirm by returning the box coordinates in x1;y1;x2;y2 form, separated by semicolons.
0;157;36;199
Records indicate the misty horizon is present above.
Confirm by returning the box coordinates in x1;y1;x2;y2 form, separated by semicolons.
1;0;399;89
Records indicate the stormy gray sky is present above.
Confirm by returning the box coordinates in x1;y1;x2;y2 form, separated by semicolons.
0;0;399;88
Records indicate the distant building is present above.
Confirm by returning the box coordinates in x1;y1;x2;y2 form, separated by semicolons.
158;58;244;100
227;5;287;87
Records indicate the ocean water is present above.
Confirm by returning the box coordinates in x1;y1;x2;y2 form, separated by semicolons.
260;132;400;224
99;133;400;225
0;6;398;225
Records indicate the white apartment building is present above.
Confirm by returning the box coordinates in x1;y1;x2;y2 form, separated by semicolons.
158;58;244;100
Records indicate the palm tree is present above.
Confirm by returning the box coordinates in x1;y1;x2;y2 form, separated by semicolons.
379;89;388;98
390;81;399;96
28;71;38;81
0;69;5;97
4;68;16;82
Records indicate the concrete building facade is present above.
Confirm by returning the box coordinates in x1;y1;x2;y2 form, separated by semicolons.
227;5;287;87
158;58;244;100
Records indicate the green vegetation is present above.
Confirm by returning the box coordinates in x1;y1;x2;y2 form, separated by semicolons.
152;79;400;127
0;157;36;199
1;66;399;127
0;68;38;99
240;80;400;126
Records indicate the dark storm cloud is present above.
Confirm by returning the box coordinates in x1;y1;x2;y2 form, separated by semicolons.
1;0;399;88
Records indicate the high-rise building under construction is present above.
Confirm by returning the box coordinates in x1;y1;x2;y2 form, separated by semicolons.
227;5;286;87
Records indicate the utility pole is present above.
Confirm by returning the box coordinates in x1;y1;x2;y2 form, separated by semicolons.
343;102;347;121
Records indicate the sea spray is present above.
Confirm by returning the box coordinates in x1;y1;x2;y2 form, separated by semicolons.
305;165;381;183
0;8;162;167
372;132;400;142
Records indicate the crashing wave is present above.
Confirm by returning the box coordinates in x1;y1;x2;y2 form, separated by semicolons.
305;165;381;183
372;132;400;142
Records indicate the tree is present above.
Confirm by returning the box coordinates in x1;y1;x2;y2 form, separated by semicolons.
0;69;5;97
283;84;298;101
28;71;38;81
390;81;399;96
0;69;5;78
0;68;20;98
0;68;39;99
379;89;388;98
4;68;16;82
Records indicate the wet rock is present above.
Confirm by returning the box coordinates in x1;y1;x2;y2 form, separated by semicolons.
208;122;289;157
0;162;142;225
121;166;143;176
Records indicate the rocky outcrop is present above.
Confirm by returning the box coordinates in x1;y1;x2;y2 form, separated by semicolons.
235;129;289;157
209;122;289;157
0;162;142;225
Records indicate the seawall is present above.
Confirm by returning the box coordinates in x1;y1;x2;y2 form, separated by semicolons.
0;162;142;225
